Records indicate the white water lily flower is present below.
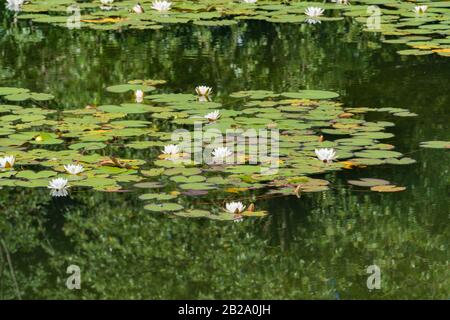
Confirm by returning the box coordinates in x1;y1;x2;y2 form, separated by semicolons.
151;0;171;12
64;164;84;175
212;147;232;162
132;3;144;14
204;110;220;121
195;85;212;97
48;178;70;197
304;7;325;18
315;148;337;163
162;144;180;155
226;202;246;214
135;89;144;103
6;0;24;12
243;0;257;4
413;5;428;14
100;0;114;5
0;155;15;169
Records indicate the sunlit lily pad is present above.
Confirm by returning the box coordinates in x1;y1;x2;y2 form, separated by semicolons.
420;141;450;149
179;183;215;190
144;203;184;212
385;157;416;165
354;150;402;159
370;185;406;192
139;193;178;201
106;84;155;93
281;90;339;100
0;87;30;96
348;178;390;187
173;209;211;218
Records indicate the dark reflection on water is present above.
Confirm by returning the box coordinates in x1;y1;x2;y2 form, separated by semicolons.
0;10;449;299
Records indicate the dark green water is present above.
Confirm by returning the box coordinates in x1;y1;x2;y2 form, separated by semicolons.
0;9;449;299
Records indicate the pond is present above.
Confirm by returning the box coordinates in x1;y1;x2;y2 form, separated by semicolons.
0;0;448;299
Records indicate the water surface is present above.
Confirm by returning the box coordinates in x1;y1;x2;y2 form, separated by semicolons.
0;7;449;299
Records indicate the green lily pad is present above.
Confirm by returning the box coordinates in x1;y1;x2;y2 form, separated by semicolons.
281;90;339;100
354;150;402;159
144;203;184;212
348;178;391;187
139;193;178;201
173;209;211;218
420;141;450;149
106;84;155;93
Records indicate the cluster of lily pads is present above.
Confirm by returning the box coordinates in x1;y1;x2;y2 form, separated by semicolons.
5;0;450;57
355;1;450;57
0;79;431;221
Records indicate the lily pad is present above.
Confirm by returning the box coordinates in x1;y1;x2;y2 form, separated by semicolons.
144;203;184;212
370;185;407;192
420;141;450;149
348;178;390;187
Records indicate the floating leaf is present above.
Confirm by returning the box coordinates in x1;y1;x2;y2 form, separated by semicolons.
281;90;339;100
144;203;184;212
370;185;406;192
354;150;402;159
420;141;450;149
173;210;211;218
106;84;155;93
139;193;177;201
348;178;390;187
